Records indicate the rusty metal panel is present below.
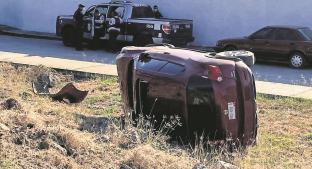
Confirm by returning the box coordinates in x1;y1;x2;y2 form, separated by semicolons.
32;75;88;104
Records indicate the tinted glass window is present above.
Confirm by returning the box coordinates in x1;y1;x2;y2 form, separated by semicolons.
137;58;167;71
274;29;300;41
85;6;95;17
108;6;125;18
132;6;155;18
159;63;185;75
298;28;312;41
95;6;108;17
251;28;274;39
137;58;185;75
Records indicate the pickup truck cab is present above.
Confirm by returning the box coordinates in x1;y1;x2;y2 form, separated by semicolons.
56;1;194;47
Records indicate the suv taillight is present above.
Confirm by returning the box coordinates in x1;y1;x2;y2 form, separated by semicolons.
207;65;223;82
162;24;171;34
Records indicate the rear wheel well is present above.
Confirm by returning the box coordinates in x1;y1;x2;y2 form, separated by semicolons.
289;50;305;58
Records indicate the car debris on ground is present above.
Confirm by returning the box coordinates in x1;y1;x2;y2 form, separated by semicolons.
32;74;88;104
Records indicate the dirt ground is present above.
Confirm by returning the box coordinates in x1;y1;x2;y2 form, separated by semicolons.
0;63;311;169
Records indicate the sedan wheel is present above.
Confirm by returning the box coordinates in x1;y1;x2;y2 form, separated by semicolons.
290;53;306;68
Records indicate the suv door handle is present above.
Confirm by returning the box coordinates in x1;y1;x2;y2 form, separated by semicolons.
290;42;295;45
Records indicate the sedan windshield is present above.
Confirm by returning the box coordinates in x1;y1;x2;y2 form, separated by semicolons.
298;28;312;41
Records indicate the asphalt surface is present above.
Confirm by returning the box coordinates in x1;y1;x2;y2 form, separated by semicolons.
0;35;116;64
1;35;312;86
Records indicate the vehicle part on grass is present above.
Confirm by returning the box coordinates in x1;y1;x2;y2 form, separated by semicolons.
32;80;88;104
117;45;258;146
51;83;88;103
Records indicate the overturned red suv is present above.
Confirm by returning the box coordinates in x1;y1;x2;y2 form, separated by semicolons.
117;45;258;146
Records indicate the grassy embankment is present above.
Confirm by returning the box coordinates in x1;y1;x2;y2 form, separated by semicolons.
0;63;311;169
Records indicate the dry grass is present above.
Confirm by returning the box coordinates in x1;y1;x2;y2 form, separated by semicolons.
236;95;312;169
0;63;311;169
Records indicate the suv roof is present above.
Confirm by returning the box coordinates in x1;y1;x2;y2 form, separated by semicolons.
265;25;308;30
99;1;148;6
122;46;232;66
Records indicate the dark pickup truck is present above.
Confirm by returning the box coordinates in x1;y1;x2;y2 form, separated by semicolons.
56;1;194;47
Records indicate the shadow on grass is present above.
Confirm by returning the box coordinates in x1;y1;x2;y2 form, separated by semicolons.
75;114;122;133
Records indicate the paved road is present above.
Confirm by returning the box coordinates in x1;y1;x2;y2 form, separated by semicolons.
0;35;116;64
1;35;312;86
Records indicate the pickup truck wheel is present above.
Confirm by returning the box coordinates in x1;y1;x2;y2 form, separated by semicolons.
289;52;307;69
62;28;75;47
134;35;153;46
87;38;100;50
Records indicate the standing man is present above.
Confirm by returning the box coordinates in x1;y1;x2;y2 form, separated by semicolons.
153;5;163;18
74;4;85;51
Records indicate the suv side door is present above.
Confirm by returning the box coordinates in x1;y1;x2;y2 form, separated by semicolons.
248;28;275;60
93;5;109;38
106;5;126;40
83;5;96;39
265;28;301;61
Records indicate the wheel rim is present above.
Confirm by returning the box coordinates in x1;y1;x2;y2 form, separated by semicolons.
291;55;303;67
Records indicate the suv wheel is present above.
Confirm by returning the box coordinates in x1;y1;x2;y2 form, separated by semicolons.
62;27;75;47
290;52;306;68
134;35;153;46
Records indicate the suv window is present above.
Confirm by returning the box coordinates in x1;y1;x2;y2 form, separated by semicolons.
274;29;300;41
108;6;125;18
251;28;274;39
132;6;155;18
137;58;185;75
85;6;96;17
137;58;167;71
159;63;185;75
95;6;108;17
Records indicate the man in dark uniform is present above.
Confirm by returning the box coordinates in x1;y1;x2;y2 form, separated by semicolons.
74;4;85;51
107;10;123;52
153;5;163;18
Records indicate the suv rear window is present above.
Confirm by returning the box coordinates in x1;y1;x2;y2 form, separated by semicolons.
137;58;185;75
132;6;154;18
